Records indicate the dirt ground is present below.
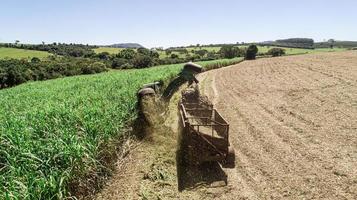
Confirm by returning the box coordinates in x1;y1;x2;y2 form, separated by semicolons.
199;51;357;199
95;51;357;200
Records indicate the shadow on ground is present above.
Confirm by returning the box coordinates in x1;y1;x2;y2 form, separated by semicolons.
176;139;227;191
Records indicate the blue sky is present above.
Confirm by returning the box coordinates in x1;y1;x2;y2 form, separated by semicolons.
1;0;357;48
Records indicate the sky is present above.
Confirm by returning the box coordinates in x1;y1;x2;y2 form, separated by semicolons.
1;0;357;48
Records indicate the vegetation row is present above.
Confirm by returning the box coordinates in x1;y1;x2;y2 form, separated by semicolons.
0;57;243;199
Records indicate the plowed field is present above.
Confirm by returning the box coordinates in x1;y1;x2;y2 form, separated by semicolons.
199;51;357;199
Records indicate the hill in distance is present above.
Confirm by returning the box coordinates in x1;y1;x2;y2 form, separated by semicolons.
107;43;144;48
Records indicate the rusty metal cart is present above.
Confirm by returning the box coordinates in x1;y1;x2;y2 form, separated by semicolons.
179;98;235;168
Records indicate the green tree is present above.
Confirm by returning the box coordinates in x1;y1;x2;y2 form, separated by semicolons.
267;48;285;57
132;55;153;68
170;53;179;59
97;52;110;60
245;45;258;60
31;57;41;63
150;50;160;58
165;50;172;56
195;49;208;57
118;49;137;59
137;47;150;55
219;45;240;59
328;39;335;49
81;62;108;74
111;58;128;69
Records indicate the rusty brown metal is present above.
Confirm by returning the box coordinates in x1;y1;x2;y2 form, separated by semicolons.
179;91;235;168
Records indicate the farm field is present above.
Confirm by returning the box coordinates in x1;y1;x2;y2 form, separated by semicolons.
0;57;242;199
0;47;51;59
92;46;347;61
199;51;357;199
95;51;357;200
187;45;347;55
165;46;347;59
93;47;123;54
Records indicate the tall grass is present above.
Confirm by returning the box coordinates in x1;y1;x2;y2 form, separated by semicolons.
0;58;242;199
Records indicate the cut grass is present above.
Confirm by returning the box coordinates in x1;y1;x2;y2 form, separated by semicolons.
0;47;51;60
0;57;243;199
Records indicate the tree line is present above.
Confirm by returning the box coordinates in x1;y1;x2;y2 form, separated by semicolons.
0;43;97;57
0;57;107;89
0;42;274;88
261;38;315;49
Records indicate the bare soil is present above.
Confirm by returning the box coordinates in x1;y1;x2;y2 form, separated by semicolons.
95;51;357;200
199;51;357;199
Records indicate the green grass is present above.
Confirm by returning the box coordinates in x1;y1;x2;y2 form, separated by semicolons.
0;57;243;199
186;46;221;52
253;46;347;55
0;47;51;60
93;47;123;54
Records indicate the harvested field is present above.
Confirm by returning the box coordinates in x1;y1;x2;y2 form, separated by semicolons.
95;51;357;200
199;51;357;199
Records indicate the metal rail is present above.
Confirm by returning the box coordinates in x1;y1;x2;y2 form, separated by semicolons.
180;103;229;148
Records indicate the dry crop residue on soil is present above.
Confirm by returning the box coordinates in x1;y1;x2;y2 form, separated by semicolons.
198;51;357;199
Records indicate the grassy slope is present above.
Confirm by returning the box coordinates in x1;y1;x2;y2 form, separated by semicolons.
0;58;243;199
93;47;123;54
0;47;51;59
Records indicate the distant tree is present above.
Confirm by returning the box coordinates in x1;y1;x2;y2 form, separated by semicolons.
96;52;110;60
275;38;314;49
219;45;240;59
195;49;208;57
81;62;107;74
31;57;41;63
15;40;20;45
170;53;179;59
165;50;172;56
6;67;26;87
328;39;335;49
0;68;6;88
206;51;219;60
68;49;85;57
137;47;150;55
245;45;258;60
267;48;285;57
150;50;160;58
118;49;136;59
111;58;128;69
132;54;153;68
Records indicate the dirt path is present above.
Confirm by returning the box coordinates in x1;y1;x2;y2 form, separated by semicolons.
199;51;357;199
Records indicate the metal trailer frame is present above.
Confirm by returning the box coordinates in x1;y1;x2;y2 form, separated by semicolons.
179;102;235;167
